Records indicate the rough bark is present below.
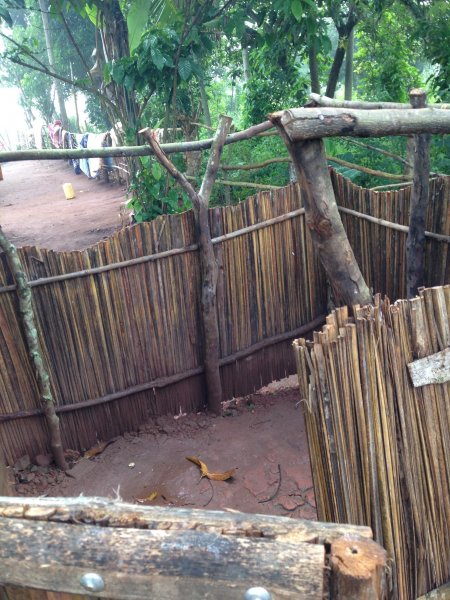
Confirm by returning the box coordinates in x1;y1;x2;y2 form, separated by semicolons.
344;28;354;101
270;117;372;306
143;117;233;413
269;107;450;140
0;227;67;470
406;89;431;298
38;0;69;126
308;44;320;94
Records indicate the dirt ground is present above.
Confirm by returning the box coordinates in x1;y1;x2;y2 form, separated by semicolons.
3;159;316;519
0;159;127;251
12;380;316;519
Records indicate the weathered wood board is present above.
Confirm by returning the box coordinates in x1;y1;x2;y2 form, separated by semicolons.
0;497;385;600
408;348;450;387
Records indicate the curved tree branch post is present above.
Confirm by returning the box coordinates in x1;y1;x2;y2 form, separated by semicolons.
270;112;372;307
0;228;67;470
143;116;232;414
406;89;431;299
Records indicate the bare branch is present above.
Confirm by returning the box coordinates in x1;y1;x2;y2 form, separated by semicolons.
142;130;201;210
199;116;233;205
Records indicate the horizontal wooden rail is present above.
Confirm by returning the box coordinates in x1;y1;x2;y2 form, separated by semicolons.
0;208;305;294
0;121;274;163
310;93;450;110
0;314;326;423
338;206;450;242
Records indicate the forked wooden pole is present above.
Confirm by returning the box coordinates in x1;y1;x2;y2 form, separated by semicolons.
143;117;232;413
270;112;372;306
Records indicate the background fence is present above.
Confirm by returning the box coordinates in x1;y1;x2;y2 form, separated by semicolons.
0;170;448;464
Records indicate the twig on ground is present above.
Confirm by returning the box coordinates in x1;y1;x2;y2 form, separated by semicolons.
258;464;282;504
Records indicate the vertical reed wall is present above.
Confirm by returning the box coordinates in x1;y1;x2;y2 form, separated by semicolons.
0;183;326;463
294;285;450;600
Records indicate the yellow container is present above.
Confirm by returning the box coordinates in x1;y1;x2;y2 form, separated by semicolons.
63;182;75;200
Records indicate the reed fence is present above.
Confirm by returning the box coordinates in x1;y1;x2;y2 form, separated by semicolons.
0;183;326;463
0;171;448;464
294;284;450;600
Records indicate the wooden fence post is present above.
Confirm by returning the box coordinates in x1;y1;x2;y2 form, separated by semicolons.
270;113;372;306
330;537;388;600
143;117;232;414
406;88;431;298
0;228;67;470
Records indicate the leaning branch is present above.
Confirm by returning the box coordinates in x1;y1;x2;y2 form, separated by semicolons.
0;227;67;470
142;131;200;210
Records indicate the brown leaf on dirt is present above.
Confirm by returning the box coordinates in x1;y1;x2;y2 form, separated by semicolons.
206;469;236;481
135;491;158;504
186;456;235;481
83;440;114;460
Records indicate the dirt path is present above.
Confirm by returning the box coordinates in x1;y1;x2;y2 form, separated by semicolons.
14;380;316;520
0;160;127;251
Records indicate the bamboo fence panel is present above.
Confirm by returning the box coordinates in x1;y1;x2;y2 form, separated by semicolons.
0;172;448;463
332;171;450;300
0;183;326;463
294;285;450;600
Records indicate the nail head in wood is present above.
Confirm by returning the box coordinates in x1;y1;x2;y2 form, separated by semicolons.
244;587;272;600
79;572;105;592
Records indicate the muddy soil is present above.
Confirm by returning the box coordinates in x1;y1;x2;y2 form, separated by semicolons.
0;159;127;251
13;379;316;520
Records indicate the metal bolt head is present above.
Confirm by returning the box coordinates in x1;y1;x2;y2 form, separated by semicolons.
80;572;105;592
244;587;272;600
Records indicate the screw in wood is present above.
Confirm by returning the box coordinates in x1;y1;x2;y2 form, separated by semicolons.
79;572;105;592
244;587;272;600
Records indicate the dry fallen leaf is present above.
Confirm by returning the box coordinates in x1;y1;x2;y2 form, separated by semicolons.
83;440;114;460
135;491;158;504
186;456;235;481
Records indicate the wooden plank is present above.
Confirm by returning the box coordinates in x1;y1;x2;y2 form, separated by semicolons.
0;516;325;599
0;497;373;545
408;348;450;387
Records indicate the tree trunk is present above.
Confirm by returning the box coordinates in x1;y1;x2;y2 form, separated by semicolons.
404;136;415;178
325;41;346;98
198;76;212;128
344;28;354;101
308;44;320;94
0;228;67;470
406;89;431;298
38;0;69;127
271;117;372;306
242;45;250;84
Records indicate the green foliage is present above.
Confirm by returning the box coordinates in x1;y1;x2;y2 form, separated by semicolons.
128;156;192;221
354;5;424;102
242;41;309;126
